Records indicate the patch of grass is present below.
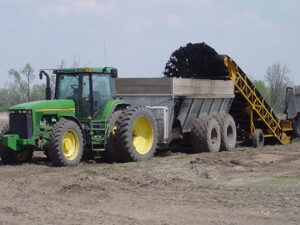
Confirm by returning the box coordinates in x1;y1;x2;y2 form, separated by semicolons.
174;156;185;160
86;169;98;174
102;164;124;170
196;178;217;187
234;176;300;189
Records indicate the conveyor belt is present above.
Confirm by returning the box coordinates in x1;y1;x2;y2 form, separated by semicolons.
223;56;291;144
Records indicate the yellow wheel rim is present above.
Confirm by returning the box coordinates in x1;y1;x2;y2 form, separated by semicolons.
132;116;154;155
62;129;79;160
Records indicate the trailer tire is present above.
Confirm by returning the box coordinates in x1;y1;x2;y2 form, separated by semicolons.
191;115;221;153
252;129;264;147
0;124;33;164
293;119;300;137
214;113;237;151
116;107;158;162
48;119;83;166
101;110;123;162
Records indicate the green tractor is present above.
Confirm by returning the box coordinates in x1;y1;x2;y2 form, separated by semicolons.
0;67;158;166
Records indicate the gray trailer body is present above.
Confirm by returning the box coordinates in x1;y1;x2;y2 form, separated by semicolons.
285;87;300;120
115;78;235;145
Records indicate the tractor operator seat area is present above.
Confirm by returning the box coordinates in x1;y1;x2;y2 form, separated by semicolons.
55;73;113;120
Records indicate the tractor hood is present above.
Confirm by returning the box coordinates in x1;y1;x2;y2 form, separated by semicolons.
9;99;75;111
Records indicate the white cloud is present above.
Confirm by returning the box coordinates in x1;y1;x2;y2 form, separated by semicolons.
175;0;214;8
257;20;280;32
166;14;183;27
245;10;280;33
37;0;114;18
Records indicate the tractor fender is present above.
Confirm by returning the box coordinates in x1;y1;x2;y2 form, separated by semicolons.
60;115;83;131
108;103;130;119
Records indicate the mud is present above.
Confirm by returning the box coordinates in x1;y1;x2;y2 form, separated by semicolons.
0;138;299;224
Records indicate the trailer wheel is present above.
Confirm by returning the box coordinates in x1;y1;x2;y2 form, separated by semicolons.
0;123;33;164
252;129;264;147
101;110;123;162
48;119;83;166
116;107;158;162
214;113;237;151
292;119;300;137
191;115;221;153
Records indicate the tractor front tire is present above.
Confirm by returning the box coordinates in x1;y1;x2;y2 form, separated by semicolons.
191;115;221;153
48;120;83;166
116;107;158;162
101;110;123;163
214;113;237;151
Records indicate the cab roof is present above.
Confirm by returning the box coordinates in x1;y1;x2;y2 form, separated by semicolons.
53;67;115;74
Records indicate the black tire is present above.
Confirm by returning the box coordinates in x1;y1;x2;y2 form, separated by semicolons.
48;120;84;166
214;113;237;151
252;129;264;147
293;119;300;137
191;115;221;153
116;107;158;162
101;110;123;163
0;124;33;164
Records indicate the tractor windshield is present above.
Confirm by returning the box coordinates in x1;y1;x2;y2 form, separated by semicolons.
56;73;91;119
55;73;113;120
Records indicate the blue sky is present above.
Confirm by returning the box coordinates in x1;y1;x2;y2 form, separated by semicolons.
0;0;299;87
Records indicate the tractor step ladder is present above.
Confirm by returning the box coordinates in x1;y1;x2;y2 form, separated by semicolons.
224;56;291;144
90;121;107;151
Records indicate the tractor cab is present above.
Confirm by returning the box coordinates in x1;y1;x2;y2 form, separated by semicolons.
49;67;117;120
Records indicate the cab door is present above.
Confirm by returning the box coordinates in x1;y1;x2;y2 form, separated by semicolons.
91;74;114;120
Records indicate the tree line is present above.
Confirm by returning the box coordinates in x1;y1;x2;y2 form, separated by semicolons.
253;62;292;112
0;61;293;113
0;59;80;111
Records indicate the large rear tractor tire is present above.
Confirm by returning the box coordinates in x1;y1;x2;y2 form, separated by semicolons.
191;115;221;153
48;120;84;166
0;124;33;164
101;110;123;163
116;107;158;162
214;113;237;151
252;129;264;147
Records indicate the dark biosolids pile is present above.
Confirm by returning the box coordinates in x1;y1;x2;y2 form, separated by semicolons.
163;42;228;79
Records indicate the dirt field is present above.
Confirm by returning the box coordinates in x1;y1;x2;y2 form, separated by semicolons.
0;114;300;225
0;144;299;224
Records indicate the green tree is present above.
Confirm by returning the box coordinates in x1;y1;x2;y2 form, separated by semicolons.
8;69;27;102
30;84;46;101
8;63;35;102
21;63;35;101
265;62;291;112
253;80;270;104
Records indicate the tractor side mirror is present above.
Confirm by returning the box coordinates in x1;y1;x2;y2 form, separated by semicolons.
111;68;118;78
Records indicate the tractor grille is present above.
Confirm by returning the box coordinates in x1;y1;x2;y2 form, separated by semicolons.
9;113;33;139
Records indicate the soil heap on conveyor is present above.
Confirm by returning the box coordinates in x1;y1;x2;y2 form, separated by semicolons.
163;42;228;79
